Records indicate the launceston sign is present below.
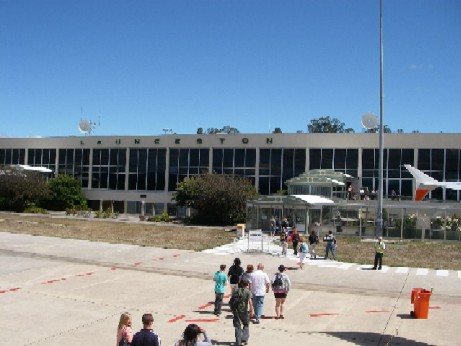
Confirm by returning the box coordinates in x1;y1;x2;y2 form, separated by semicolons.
79;137;276;146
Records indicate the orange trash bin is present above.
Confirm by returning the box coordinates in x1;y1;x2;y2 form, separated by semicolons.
411;288;432;319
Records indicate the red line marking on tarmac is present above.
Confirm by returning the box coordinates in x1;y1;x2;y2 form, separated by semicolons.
173;254;180;257
110;267;117;270
309;313;338;317
429;306;441;309
198;303;213;310
0;288;21;294
366;310;391;313
224;294;232;299
132;262;143;267
168;315;186;323
184;319;220;323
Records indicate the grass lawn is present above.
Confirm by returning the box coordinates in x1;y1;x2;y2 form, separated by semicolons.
1;212;461;270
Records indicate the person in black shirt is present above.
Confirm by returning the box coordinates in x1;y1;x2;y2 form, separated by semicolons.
131;313;161;346
228;258;244;293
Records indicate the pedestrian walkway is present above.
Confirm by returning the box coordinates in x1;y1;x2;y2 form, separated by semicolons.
203;234;461;280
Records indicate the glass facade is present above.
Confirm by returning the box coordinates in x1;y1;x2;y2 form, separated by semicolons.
362;148;414;198
309;148;358;177
129;148;166;191
259;148;306;195
58;149;91;188
27;148;56;171
0;148;25;165
212;148;256;183
93;148;127;190
169;148;209;191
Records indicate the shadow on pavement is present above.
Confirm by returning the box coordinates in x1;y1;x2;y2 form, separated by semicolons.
324;331;435;346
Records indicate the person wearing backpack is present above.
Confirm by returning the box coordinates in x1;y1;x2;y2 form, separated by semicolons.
308;227;319;259
231;279;254;346
228;258;244;293
297;237;309;270
271;265;291;319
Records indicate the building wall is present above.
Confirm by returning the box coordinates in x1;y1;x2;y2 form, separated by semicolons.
1;133;461;213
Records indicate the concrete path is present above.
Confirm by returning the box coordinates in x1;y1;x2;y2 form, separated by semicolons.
1;232;460;346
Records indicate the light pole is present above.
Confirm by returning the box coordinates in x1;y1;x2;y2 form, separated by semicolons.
376;0;385;237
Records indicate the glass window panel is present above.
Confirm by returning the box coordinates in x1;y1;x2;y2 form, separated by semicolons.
179;149;189;167
137;149;147;173
321;149;333;169
346;149;358;171
334;149;346;169
245;149;256;167
401;180;413;197
235;149;245;167
93;149;101;166
199;149;209;166
294;149;306;176
137;173;146;190
259;149;270;173
223;149;233;168
129;149;138;172
362;149;375;169
212;149;223;171
309;149;321;169
100;149;109;165
418;149;430;170
189;149;200;167
128;174;138;190
271;149;282;175
432;149;444;171
259;177;270;195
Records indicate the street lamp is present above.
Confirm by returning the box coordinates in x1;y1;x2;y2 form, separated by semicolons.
376;0;385;237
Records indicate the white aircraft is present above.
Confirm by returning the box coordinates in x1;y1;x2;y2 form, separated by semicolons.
404;164;461;201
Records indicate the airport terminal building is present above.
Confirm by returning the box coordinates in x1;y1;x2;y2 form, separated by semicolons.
1;133;461;215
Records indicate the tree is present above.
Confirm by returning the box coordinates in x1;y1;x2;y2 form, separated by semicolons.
173;173;257;225
308;116;347;133
44;174;87;210
0;166;51;212
206;126;240;134
273;127;283;134
197;127;204;134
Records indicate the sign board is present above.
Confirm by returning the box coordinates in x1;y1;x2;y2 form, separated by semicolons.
249;229;263;242
417;215;431;230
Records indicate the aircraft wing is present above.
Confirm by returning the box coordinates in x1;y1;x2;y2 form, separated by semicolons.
404;164;461;200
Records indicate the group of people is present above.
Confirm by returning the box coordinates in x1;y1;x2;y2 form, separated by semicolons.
213;258;291;346
279;225;337;265
116;313;211;346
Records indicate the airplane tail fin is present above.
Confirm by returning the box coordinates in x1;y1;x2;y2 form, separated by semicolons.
403;164;438;201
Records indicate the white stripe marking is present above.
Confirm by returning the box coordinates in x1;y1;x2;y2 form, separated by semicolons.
395;267;409;274
458;271;461;279
436;270;449;277
416;268;429;276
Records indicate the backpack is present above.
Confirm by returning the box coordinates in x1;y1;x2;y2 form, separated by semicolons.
300;243;308;253
272;273;284;291
229;288;243;311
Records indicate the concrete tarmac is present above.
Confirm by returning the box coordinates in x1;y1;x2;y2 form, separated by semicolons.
1;231;460;346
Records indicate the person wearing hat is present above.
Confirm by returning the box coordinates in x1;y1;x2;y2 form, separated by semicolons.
271;265;291;319
372;236;386;270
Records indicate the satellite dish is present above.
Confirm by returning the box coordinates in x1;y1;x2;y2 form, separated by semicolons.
361;112;378;130
78;119;94;135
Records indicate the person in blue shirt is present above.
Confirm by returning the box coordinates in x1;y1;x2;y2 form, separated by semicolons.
213;264;227;316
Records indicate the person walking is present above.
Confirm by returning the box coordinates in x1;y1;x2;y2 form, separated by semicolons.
116;312;133;346
324;230;336;260
228;258;244;293
231;279;254;346
291;228;300;255
279;231;288;257
131;313;161;346
372;236;386;270
213;264;227;316
174;324;212;346
249;263;271;324
308;228;319;259
240;264;254;291
271;265;291;319
298;237;309;269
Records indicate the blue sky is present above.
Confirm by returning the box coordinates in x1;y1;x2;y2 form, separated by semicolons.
1;0;460;137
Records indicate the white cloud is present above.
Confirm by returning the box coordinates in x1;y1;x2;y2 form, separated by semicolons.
409;63;433;70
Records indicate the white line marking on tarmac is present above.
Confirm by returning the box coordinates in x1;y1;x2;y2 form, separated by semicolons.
395;267;409;274
458;271;461;279
338;263;353;270
416;268;429;276
436;270;449;277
